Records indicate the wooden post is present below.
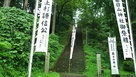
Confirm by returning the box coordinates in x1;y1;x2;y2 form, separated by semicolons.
45;52;50;73
96;52;101;77
68;59;71;73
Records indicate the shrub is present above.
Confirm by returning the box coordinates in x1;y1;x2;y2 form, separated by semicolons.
48;34;63;68
0;41;12;50
0;7;33;76
123;60;134;72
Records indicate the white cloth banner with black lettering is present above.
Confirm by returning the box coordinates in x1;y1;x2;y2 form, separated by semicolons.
108;37;119;75
70;26;76;59
113;0;132;59
36;0;52;53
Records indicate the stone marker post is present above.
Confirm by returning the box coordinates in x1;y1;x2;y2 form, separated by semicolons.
96;52;101;77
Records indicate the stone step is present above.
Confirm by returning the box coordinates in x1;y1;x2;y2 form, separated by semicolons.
60;73;87;77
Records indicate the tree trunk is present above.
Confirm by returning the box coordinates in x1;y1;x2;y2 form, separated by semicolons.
24;0;28;10
3;0;11;7
51;0;57;34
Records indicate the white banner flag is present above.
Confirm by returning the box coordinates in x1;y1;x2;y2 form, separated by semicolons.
70;26;76;59
113;0;132;59
36;0;52;53
108;37;119;74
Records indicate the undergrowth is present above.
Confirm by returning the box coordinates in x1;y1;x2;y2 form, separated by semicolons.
83;44;134;77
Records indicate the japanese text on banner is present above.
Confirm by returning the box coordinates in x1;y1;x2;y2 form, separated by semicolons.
113;0;132;59
108;37;119;74
36;0;52;53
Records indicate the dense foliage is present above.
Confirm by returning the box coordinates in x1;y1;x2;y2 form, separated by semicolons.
79;0;136;74
0;7;63;77
83;44;134;77
0;7;33;77
48;34;63;68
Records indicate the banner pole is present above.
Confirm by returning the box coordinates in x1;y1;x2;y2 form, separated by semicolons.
28;0;39;77
125;0;136;76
